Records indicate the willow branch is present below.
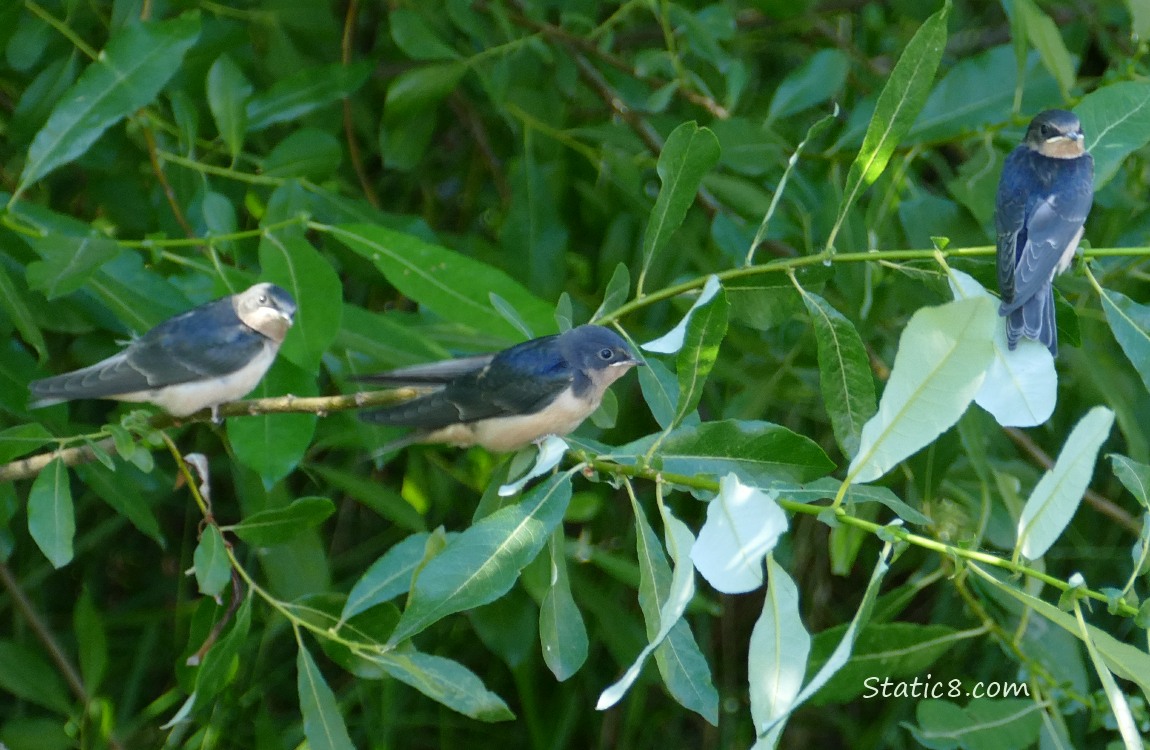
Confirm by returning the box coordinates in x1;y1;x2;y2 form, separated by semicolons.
0;388;418;483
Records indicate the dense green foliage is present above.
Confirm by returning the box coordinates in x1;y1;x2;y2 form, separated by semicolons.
3;0;1150;748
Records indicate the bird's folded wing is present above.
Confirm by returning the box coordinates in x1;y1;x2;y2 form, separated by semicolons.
1004;193;1090;313
354;354;495;386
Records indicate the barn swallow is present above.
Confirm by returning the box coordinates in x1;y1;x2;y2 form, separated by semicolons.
995;108;1094;355
29;283;296;417
358;325;642;452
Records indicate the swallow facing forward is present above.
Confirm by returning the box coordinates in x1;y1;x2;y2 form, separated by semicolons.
358;325;642;452
29;283;296;417
995;109;1094;355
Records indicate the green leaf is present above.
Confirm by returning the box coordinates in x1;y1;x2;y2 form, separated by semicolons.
766;48;849;122
206;54;251;161
1072;601;1144;748
330;223;555;340
193;526;231;597
827;1;949;252
297;643;355;750
16;17;201;197
259;230;343;374
341;532;433;622
228;497;335;546
1097;285;1150;396
1079;82;1150;187
638;357;687;431
0;423;54;463
800;290;876;459
0;640;72;714
691;474;788;594
227;358;318;485
27;457;73;568
25;234;122;300
246;62;372;132
388;474;572;644
601;492;717;723
540;528;588;681
0;262;47;360
590;263;631;323
262;129;342;180
384;62;466;121
389;8;460;61
501;156;569;300
88;252;193;331
622;419;835;486
1016;406;1114;560
369;649;514;721
807;623;979;705
1014;0;1076;98
638;122;721;293
193;596;252;703
1127;0;1150;39
907;698;1043;750
1109;453;1150;509
848;296;997;485
748;556;808;740
77;462;165;548
73;588;108;694
672;283;728;428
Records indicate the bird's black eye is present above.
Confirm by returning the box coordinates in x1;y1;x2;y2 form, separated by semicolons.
258;295;268;304
598;348;615;360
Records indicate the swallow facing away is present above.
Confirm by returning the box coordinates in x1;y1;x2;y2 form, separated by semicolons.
29;283;296;417
995;109;1094;355
358;325;643;453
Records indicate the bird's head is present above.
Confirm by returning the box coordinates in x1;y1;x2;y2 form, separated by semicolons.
1024;109;1086;159
561;325;643;388
236;283;297;343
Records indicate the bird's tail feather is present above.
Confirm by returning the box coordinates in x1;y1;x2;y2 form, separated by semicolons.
1006;287;1058;356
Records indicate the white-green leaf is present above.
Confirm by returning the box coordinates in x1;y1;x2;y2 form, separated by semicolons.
539;529;588;681
642;275;722;354
193;525;231;597
1017;406;1115;560
368;649;514;721
340;532;433;622
848;296;997;484
691;474;789;594
949;269;1056;427
1097;284;1150;396
748;556;809;742
1109;453;1150;509
498;436;568;497
1072;602;1143;750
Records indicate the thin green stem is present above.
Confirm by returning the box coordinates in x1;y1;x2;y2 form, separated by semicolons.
24;0;99;59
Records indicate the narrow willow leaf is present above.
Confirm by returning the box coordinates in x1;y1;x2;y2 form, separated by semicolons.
297;643;355;750
761;544;892;739
907;699;1043;749
800;290;876;458
1097;285;1150;396
0;263;47;359
598;504;707;718
498;436;567;497
388;474;572;644
1017;406;1114;559
827;2;949;252
206;54;251;160
341;532;432;622
194;597;252;702
246;62;372;132
691;474;788;594
540;528;588;681
848;296;996;484
16;17;201;196
673;284;728;428
748;556;809;741
27;457;73;568
971;564;1150;703
638;123;721;293
228;497;335;546
259;229;344;374
766;48;849;123
0;640;72;714
949;269;1056;427
1109;453;1150;509
227;359;317;485
642;275;722;354
74;591;108;694
25;234;121;299
1014;0;1076;97
622;419;835;485
331;224;554;339
590;263;631;323
1073;602;1143;749
489;292;535;339
638;358;685;430
0;423;53;463
370;649;514;721
193;526;231;598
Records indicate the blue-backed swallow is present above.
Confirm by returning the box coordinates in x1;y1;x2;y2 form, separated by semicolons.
358;325;642;452
29;283;296;417
995;109;1094;355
